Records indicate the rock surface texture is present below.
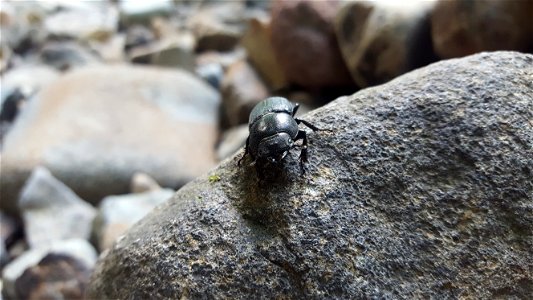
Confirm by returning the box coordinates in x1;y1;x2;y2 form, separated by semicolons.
0;65;219;213
88;52;532;299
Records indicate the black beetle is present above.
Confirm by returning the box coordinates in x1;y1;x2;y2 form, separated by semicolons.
238;97;319;172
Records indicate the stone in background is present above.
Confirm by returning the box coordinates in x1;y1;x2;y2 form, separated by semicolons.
2;239;97;300
130;172;162;194
19;167;96;248
189;2;246;53
216;124;249;161
92;189;175;252
221;60;269;127
0;212;21;269
0;65;220;214
431;0;533;59
335;0;438;88
241;16;287;90
270;0;354;90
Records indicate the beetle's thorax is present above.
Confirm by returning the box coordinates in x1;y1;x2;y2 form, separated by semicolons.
248;97;295;125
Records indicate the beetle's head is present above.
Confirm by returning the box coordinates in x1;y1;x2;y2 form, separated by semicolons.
257;132;293;163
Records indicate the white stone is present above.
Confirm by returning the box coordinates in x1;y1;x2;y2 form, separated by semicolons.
18;167;96;248
93;189;174;251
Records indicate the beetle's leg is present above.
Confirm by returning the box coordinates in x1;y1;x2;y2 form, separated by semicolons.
295;118;319;132
238;137;250;166
291;103;300;117
294;130;308;173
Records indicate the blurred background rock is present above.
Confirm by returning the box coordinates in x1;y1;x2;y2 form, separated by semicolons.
0;0;531;298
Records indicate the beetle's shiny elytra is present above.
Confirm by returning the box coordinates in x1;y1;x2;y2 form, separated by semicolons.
238;97;319;173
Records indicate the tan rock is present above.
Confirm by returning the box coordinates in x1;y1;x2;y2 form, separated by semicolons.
0;65;220;214
129;33;196;71
335;0;437;88
0;45;11;73
431;0;533;59
221;60;269;127
270;0;353;89
130;172;161;194
188;3;244;52
241;16;287;90
89;34;127;63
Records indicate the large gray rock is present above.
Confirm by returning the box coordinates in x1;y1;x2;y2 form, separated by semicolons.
87;52;532;299
0;65;220;214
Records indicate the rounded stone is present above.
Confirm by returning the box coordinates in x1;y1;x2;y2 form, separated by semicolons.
87;52;533;299
431;0;533;59
335;0;438;87
0;65;220;213
270;0;353;89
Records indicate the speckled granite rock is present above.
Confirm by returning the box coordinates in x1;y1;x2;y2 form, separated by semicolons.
88;52;532;299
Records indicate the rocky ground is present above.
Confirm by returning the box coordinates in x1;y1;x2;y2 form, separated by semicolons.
1;0;532;299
